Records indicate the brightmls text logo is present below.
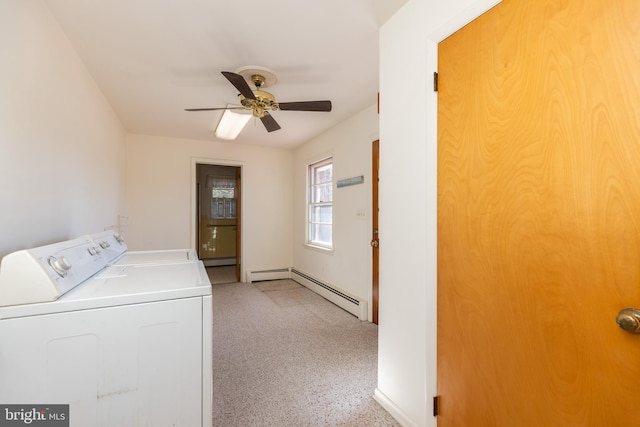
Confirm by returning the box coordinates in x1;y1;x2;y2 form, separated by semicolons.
0;406;68;426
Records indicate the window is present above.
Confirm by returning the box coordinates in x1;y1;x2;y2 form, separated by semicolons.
206;175;236;219
308;158;333;249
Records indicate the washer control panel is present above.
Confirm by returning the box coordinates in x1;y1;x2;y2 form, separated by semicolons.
0;236;107;307
87;230;128;264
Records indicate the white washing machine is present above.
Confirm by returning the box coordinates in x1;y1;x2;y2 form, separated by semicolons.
0;235;212;427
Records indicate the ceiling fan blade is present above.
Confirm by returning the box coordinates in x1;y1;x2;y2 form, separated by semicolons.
221;71;256;100
278;100;332;112
185;107;246;112
260;112;281;132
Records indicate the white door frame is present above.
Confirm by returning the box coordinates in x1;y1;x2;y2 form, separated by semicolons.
190;157;245;278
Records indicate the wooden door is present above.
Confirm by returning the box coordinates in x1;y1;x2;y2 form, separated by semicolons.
235;166;241;281
372;139;380;324
437;0;640;425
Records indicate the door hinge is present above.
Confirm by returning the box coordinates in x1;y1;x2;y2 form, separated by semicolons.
433;395;440;417
433;72;438;92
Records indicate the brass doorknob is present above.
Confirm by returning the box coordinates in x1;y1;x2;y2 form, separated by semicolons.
370;239;379;248
616;308;640;333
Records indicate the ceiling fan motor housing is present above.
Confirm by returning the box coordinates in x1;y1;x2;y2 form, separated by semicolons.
240;90;279;118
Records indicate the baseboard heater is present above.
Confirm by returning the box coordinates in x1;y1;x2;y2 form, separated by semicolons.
246;268;291;283
290;269;367;321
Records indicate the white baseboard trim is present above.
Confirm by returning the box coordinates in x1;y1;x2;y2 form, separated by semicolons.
246;268;290;283
291;268;367;320
373;388;419;427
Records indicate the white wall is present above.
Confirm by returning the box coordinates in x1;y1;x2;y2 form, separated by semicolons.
125;134;294;281
293;104;378;319
0;0;126;258
377;1;501;426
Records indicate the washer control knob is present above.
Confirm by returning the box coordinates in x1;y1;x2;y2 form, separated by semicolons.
57;256;72;270
99;241;110;249
48;255;72;277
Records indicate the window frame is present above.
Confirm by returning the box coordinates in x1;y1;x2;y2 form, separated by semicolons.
307;157;334;251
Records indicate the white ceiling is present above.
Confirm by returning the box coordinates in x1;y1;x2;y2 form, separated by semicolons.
44;0;407;149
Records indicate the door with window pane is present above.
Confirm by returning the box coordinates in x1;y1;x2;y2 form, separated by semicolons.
197;165;239;267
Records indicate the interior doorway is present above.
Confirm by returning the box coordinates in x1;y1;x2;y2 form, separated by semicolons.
196;163;241;283
372;139;380;324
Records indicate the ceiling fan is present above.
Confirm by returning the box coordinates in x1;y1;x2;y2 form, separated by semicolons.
185;69;332;133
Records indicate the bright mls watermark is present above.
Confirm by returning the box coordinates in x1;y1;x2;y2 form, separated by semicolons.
0;405;68;426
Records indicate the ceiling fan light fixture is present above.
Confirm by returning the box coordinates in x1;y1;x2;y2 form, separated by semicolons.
214;106;251;140
187;69;332;135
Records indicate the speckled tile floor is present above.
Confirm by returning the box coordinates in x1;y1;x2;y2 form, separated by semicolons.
211;280;401;426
